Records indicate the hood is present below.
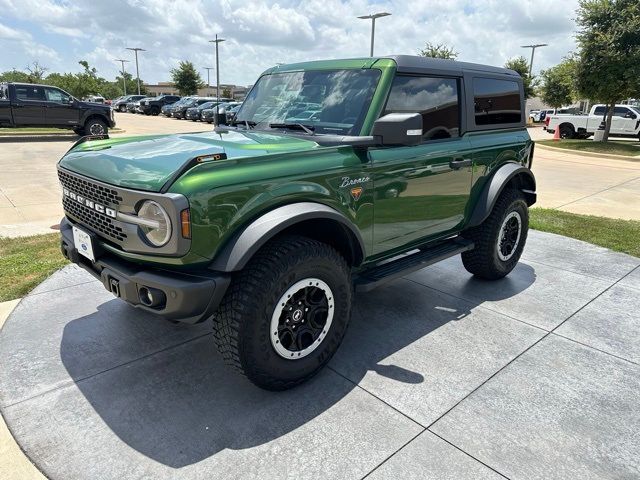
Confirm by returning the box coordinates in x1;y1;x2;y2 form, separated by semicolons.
77;100;109;110
58;130;320;192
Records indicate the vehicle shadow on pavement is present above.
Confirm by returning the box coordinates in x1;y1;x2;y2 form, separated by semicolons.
59;263;536;468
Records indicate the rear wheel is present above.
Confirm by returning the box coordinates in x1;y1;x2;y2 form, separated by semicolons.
213;235;352;390
559;124;575;139
461;189;529;280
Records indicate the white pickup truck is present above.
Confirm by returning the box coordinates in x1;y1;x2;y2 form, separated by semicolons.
546;104;640;139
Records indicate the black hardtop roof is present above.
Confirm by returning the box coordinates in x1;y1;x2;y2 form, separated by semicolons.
385;55;520;77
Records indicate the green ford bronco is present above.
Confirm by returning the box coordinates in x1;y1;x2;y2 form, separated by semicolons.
58;56;536;390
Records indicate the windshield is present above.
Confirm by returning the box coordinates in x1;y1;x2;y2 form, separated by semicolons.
235;69;381;135
631;106;640;115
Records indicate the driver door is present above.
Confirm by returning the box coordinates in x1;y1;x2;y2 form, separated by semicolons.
43;87;79;127
369;75;474;254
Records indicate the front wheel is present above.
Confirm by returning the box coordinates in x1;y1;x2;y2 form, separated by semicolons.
84;118;108;136
461;188;529;280
213;235;352;390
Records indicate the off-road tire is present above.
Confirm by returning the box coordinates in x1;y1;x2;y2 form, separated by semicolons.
213;235;352;390
84;118;107;136
559;123;575;139
461;188;528;280
150;106;160;115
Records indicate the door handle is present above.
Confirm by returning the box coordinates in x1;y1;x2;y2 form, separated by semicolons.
449;158;473;170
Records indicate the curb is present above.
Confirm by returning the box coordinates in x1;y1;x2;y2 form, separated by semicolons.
0;298;46;480
535;142;640;161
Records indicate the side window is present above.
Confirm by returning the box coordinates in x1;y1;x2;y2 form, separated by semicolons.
385;76;460;140
15;86;45;101
593;106;605;116
614;106;634;118
473;78;521;125
44;87;70;103
0;85;7;99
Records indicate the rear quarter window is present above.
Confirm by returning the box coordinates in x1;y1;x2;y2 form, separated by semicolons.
473;78;521;126
385;75;460;140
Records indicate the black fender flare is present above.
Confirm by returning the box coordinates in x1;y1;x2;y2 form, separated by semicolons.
209;202;366;272
466;163;536;228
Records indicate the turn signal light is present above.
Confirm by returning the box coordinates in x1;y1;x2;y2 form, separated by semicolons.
180;209;191;239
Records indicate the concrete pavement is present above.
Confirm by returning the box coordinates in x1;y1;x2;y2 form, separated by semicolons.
0;230;638;479
0;112;211;237
0;121;638;239
0;298;44;480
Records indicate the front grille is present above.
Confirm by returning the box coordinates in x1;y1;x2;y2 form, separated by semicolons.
58;170;127;242
58;170;123;206
63;197;127;241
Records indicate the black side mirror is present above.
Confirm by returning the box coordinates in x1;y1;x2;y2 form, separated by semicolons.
372;113;423;146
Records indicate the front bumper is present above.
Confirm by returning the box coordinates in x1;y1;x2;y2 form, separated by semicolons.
60;218;230;324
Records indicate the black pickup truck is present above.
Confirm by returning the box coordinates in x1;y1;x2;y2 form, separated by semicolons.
0;82;115;135
139;95;181;116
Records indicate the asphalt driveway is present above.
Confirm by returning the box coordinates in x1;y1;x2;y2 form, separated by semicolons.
0;230;638;479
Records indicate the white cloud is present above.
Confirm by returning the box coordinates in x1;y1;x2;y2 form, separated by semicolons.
0;21;60;63
0;0;580;86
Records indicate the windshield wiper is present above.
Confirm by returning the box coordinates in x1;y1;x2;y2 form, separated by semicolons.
269;122;315;135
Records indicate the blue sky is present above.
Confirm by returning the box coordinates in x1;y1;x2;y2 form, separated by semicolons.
0;0;580;86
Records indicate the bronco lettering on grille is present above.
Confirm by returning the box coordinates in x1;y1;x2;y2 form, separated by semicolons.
63;188;117;218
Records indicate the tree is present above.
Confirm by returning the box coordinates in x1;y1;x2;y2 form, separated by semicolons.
540;58;578;109
25;61;48;83
1;60;141;99
504;56;536;99
418;42;458;60
575;0;640;141
222;87;232;99
0;69;30;83
171;61;204;96
114;71;147;97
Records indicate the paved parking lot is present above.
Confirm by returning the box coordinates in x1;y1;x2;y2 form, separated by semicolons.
0;112;211;237
0;122;639;238
0;230;638;479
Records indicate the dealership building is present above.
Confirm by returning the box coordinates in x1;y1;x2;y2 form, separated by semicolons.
145;82;251;100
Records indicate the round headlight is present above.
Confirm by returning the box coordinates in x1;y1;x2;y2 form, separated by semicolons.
138;201;171;246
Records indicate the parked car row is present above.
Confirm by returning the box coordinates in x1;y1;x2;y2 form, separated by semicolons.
529;107;583;123
110;93;243;125
159;96;240;124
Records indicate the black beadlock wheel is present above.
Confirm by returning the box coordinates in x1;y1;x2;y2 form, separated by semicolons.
213;235;352;390
461;188;529;280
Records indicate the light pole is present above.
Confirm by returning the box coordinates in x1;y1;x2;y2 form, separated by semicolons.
203;67;214;96
126;47;146;95
114;59;130;96
520;44;548;76
209;35;225;123
357;12;391;57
